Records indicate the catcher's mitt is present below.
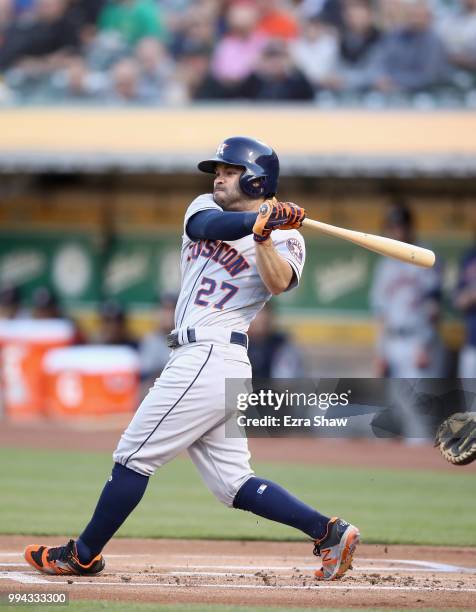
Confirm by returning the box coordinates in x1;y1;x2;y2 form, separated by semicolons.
434;412;476;466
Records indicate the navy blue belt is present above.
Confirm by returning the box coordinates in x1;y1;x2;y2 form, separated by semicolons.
166;328;248;349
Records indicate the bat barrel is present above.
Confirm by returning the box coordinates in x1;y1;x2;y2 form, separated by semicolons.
302;218;435;268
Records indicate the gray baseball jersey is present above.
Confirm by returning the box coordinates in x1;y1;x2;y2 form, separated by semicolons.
175;194;305;331
370;256;445;377
114;194;306;505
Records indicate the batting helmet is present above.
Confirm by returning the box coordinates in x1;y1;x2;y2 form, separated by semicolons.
198;136;279;198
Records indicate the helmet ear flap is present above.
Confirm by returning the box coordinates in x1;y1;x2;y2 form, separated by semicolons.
239;173;267;198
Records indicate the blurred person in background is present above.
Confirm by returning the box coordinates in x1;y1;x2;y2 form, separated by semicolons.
205;1;266;100
168;0;217;58
0;0;81;71
106;57;150;104
97;0;166;47
49;56;107;102
290;15;340;91
370;203;445;441
94;299;138;349
256;0;299;40
176;40;212;102
31;285;62;319
370;203;445;379
454;235;476;377
0;0;13;31
139;293;177;384
375;0;406;32
336;0;382;91
134;37;179;104
31;285;86;342
370;0;448;93
248;301;304;379
437;0;476;72
0;284;24;319
339;0;381;65
242;37;314;101
317;0;346;30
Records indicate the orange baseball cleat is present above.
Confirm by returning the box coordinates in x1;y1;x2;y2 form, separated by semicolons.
313;517;360;580
24;539;105;576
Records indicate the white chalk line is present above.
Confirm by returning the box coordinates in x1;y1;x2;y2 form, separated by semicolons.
2;562;475;575
65;581;476;593
0;571;50;585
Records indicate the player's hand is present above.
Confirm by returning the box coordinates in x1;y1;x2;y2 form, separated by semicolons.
277;201;306;231
253;198;306;242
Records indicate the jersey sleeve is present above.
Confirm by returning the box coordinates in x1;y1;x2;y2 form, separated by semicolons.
183;194;222;241
272;230;306;290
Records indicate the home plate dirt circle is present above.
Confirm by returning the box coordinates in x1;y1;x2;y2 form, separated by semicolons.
1;537;475;609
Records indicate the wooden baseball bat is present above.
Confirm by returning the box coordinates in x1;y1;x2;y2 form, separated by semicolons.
302;218;435;268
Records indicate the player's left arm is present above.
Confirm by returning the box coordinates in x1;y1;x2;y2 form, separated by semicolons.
255;239;295;295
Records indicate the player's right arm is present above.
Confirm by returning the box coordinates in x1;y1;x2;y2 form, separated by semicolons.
187;208;257;241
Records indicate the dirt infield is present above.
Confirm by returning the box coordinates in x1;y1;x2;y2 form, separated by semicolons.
2;418;476;472
1;536;475;609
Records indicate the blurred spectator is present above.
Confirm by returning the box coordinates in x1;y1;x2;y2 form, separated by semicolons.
31;285;62;318
134;37;179;104
340;0;380;64
371;0;448;93
375;0;406;32
242;37;314;100
337;0;382;91
139;293;176;382
0;0;13;29
106;57;147;104
31;285;86;343
290;16;339;90
94;299;138;348
297;0;328;20
248;301;304;379
0;284;23;319
454;239;476;378
256;0;299;40
49;56;107;103
210;2;265;85
370;203;445;379
0;0;472;106
175;40;210;102
0;0;81;71
97;0;166;47
169;1;217;58
437;0;476;72
83;31;128;72
318;0;345;30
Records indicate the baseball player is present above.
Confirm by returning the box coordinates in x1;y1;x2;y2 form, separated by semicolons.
370;203;445;440
24;136;359;581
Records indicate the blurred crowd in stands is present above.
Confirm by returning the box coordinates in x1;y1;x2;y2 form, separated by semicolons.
0;0;475;107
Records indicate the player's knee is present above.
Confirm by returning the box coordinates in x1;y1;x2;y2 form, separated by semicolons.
112;452;156;478
212;473;255;508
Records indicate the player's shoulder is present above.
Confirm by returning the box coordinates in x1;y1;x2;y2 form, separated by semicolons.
187;193;221;213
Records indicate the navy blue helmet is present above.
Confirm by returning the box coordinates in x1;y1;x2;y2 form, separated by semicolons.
198;136;279;198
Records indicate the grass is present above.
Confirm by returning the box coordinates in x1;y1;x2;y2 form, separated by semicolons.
0;448;475;546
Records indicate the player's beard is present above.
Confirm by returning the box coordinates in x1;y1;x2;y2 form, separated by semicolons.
213;185;243;210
